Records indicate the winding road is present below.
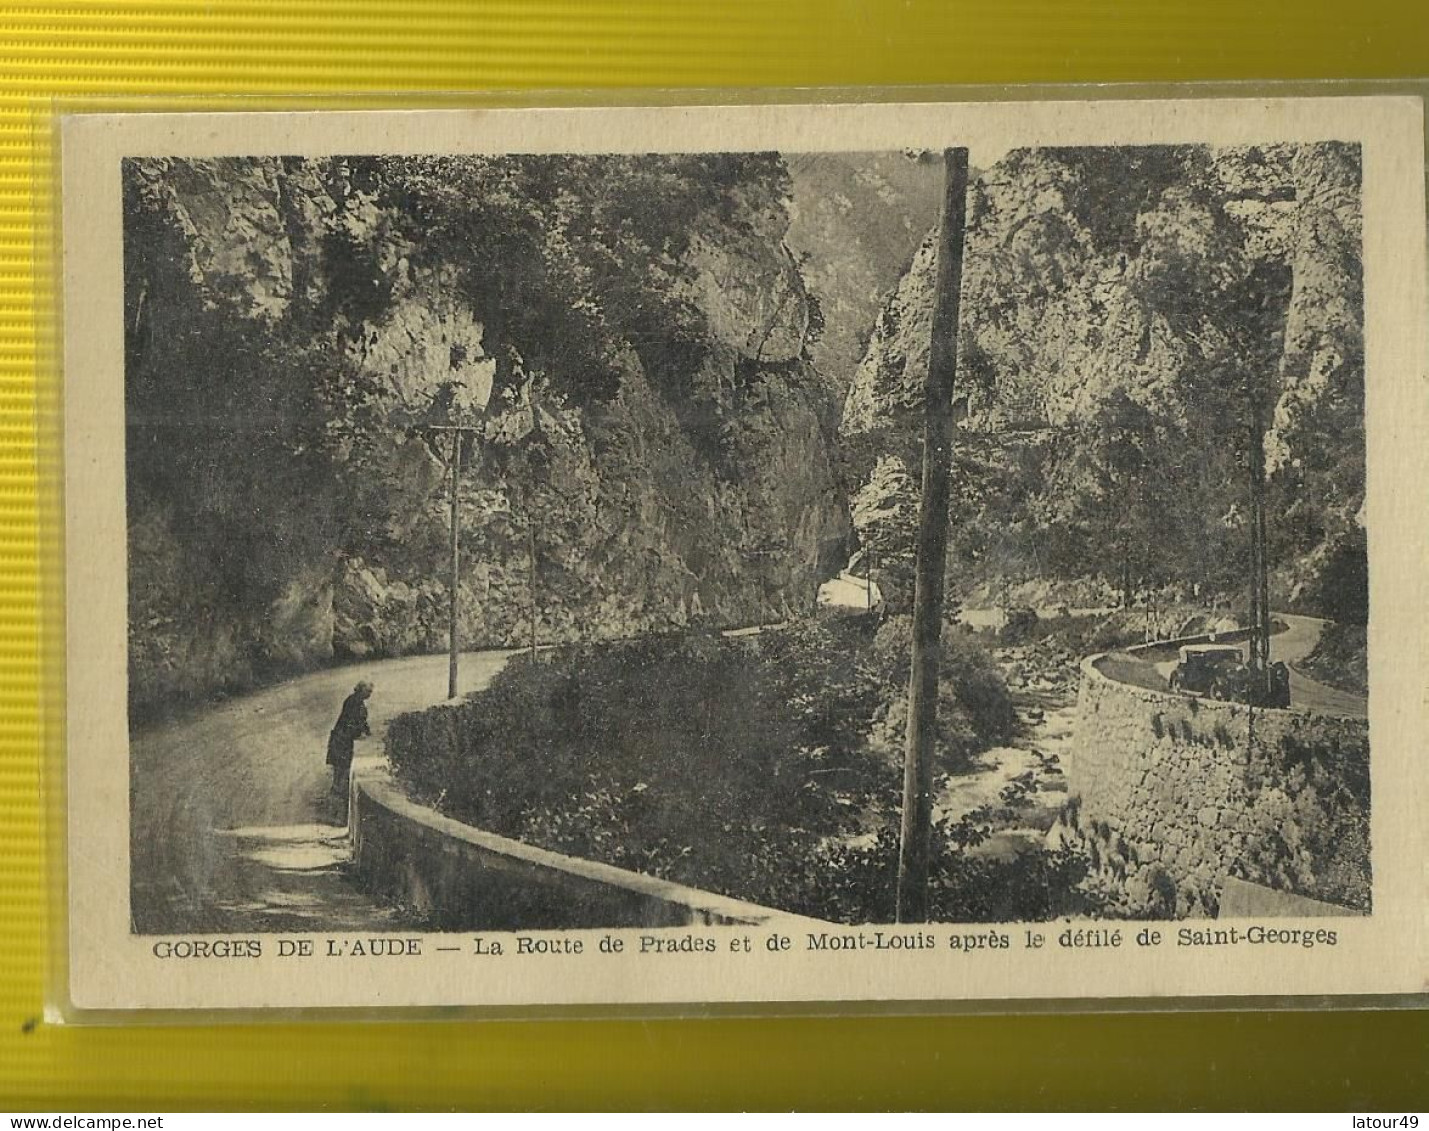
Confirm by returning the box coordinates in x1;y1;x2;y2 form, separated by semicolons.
130;612;1365;934
130;649;515;934
1144;613;1366;718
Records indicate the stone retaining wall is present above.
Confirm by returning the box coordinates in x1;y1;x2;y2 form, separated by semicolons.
1063;656;1370;918
348;759;805;931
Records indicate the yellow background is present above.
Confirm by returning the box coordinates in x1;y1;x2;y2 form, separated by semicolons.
4;0;1429;1110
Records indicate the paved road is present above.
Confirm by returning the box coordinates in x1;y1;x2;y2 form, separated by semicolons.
1148;613;1366;718
130;649;515;934
130;612;1364;934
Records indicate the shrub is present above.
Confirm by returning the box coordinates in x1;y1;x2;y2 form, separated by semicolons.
1299;621;1368;697
870;616;1017;758
770;816;1104;924
387;616;1070;923
999;606;1039;643
1238;732;1371;911
388;626;890;907
1302;531;1369;626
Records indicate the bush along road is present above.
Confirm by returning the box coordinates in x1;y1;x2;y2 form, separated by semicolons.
128;610;1366;932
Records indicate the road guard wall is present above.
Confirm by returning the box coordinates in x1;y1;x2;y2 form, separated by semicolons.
1063;654;1370;918
348;760;798;931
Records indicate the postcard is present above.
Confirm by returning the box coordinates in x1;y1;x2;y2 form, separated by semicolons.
60;94;1429;1011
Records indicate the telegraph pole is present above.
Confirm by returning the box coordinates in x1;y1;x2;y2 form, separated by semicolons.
528;502;538;661
897;147;970;923
418;422;481;700
524;383;547;663
1239;263;1292;705
1247;380;1272;700
448;429;462;700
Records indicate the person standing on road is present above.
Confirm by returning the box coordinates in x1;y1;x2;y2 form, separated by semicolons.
327;680;374;796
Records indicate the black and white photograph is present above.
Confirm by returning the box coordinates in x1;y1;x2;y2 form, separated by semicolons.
120;135;1372;929
61;99;1429;1009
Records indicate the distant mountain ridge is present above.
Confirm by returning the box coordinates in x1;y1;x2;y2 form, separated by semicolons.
785;151;943;394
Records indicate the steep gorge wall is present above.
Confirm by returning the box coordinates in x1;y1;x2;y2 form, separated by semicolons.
125;155;850;717
1062;658;1370;917
838;144;1367;610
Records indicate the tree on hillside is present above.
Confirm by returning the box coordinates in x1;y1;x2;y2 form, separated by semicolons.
124;150;849;713
846;141;1362;620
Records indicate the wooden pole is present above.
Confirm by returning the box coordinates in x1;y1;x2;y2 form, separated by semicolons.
527;386;541;662
528;502;539;662
896;147;970;923
1253;396;1272;694
1246;375;1271;697
448;430;462;700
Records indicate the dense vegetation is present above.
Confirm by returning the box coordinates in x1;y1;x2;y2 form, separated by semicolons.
126;144;1367;716
129;142;1370;919
124;153;849;717
843;143;1365;621
387;619;1093;923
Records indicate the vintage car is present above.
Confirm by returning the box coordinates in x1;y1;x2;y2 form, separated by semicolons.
1169;644;1293;706
1168;644;1246;698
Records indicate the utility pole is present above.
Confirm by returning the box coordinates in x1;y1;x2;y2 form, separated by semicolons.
1239;263;1291;705
449;430;462;699
524;383;547;663
528;500;539;661
897;147;970;924
1247;381;1271;700
418;422;481;699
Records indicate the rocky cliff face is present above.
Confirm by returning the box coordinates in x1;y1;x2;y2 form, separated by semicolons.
837;144;1366;611
784;152;943;395
124;154;850;716
839;233;942;439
